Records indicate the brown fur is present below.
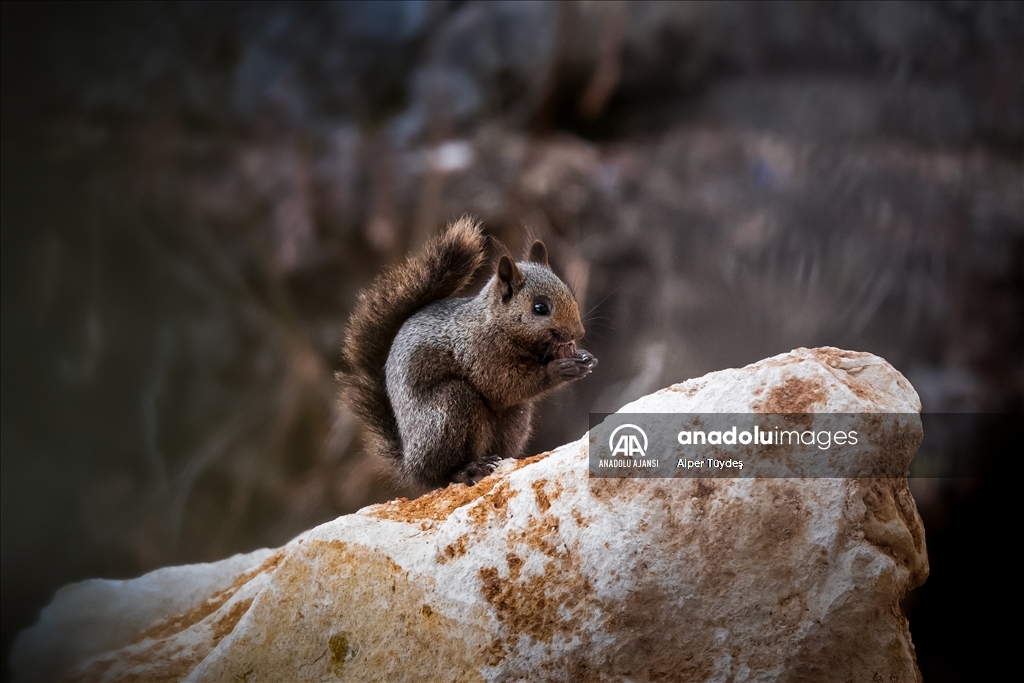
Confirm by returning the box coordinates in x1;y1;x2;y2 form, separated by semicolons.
340;217;596;487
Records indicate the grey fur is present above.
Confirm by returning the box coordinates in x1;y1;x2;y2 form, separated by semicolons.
385;266;596;487
342;217;596;488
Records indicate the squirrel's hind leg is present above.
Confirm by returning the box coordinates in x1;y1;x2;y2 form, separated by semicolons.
494;404;535;460
399;380;498;487
444;404;535;486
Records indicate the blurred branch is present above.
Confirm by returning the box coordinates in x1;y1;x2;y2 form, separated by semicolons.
528;0;578;133
577;1;626;120
167;399;263;553
141;325;174;500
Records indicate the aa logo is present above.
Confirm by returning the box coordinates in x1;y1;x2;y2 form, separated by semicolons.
609;424;648;458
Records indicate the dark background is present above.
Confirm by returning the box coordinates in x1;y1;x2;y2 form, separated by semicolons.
2;2;1021;681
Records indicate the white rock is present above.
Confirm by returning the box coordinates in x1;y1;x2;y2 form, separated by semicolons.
10;548;276;683
12;347;928;682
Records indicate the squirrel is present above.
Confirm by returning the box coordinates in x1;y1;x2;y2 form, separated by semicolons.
340;217;597;488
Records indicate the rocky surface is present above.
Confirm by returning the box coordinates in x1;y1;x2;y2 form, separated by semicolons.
12;347;928;682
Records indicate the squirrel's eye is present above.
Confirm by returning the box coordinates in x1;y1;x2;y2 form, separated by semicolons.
532;301;550;316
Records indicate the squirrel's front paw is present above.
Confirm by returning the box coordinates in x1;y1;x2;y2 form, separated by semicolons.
554;350;598;379
450;454;503;486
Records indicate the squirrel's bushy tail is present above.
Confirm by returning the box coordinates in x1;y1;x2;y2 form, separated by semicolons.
340;217;486;460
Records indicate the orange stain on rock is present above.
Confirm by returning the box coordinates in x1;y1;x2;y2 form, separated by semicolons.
134;551;284;643
754;376;827;413
370;453;549;527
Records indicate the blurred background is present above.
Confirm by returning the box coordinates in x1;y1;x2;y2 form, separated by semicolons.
1;1;1020;680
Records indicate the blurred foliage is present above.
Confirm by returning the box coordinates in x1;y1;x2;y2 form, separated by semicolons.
2;2;1021;680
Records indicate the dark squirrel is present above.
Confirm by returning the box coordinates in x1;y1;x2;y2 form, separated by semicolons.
340;217;597;488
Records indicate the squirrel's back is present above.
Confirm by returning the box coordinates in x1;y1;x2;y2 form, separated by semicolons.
339;218;485;461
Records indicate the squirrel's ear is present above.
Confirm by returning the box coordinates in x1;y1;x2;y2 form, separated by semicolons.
495;255;524;301
527;240;549;265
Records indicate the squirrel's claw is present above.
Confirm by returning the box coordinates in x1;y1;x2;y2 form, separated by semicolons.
450;454;503;486
554;350;598;379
